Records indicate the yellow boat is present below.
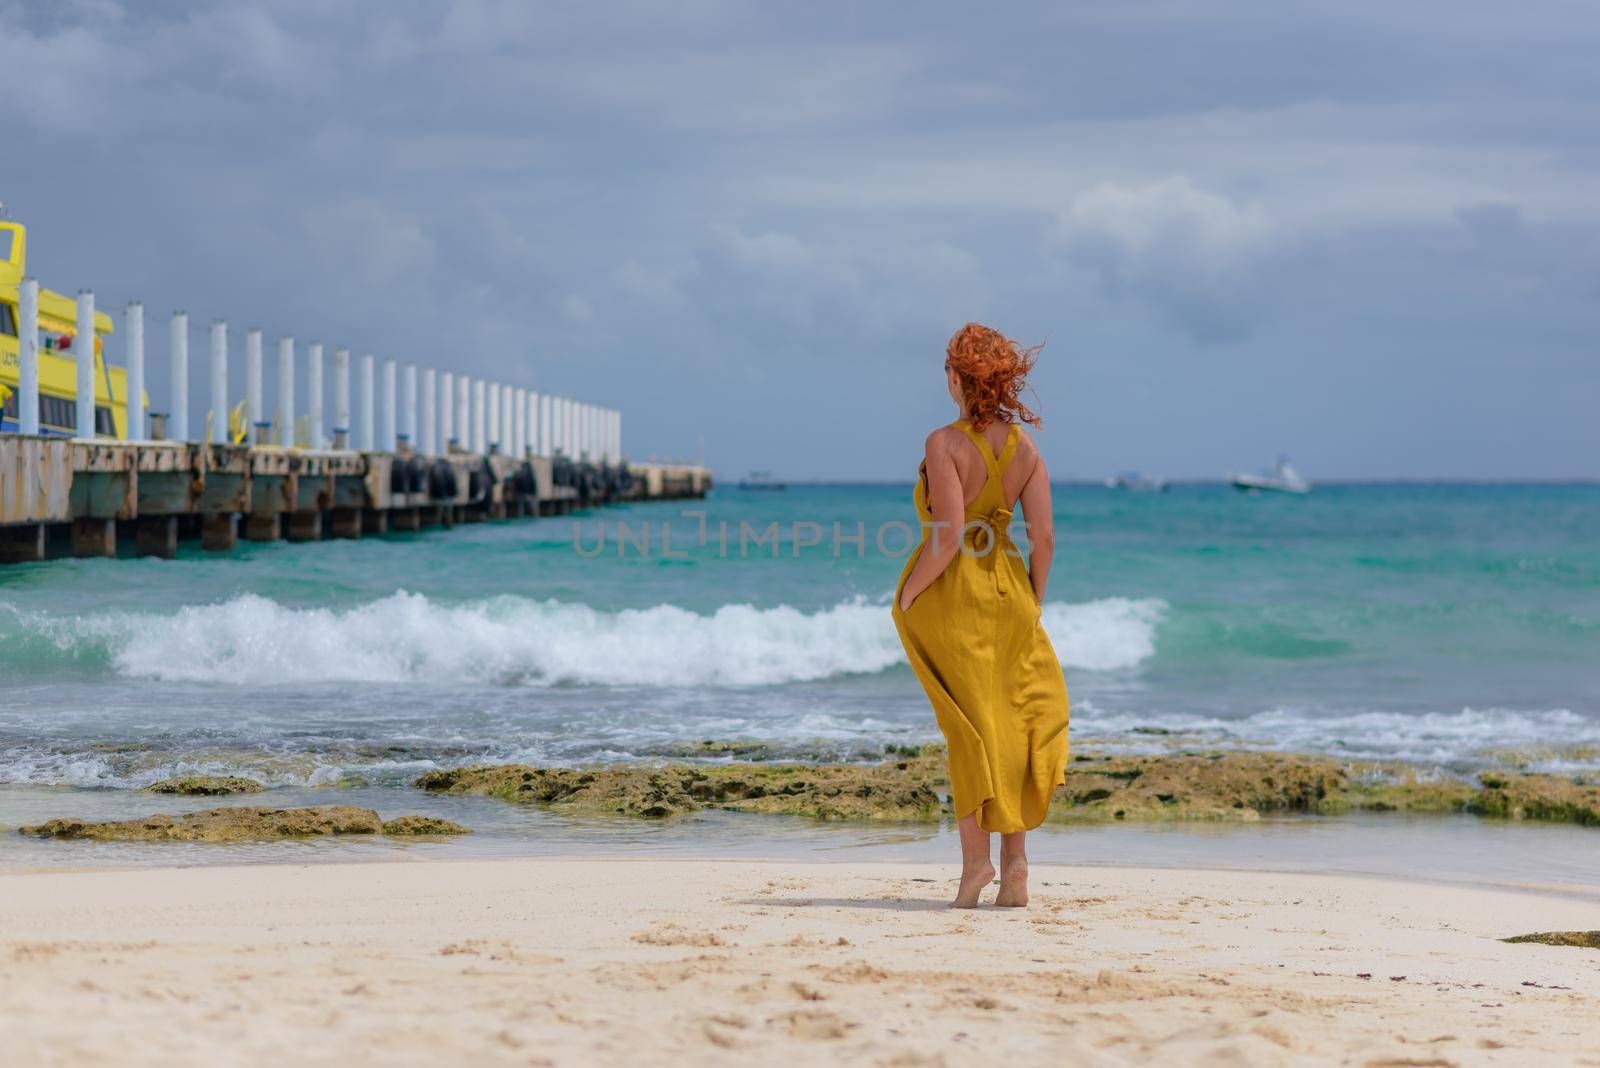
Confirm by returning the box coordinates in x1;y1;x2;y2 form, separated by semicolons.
0;218;132;438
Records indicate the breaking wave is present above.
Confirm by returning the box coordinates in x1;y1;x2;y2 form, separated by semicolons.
0;593;1165;688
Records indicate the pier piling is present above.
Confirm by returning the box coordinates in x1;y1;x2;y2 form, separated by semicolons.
136;515;179;559
202;513;238;551
71;516;115;557
0;523;46;563
244;514;280;542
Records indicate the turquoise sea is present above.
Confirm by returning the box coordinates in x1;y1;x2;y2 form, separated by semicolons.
2;482;1597;880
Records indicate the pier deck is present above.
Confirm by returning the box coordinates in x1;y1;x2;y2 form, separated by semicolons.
0;436;709;563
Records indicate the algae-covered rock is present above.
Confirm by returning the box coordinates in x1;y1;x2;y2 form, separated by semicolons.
1051;752;1349;822
1502;931;1600;949
415;766;702;818
416;752;945;823
1050;751;1487;823
19;806;382;842
20;806;473;841
379;815;472;835
146;775;266;796
1468;773;1600;827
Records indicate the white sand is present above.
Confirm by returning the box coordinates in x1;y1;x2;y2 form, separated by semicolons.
3;858;1598;1066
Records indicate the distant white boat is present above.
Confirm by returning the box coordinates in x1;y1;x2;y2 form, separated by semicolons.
1104;471;1168;493
737;470;787;491
1230;457;1310;495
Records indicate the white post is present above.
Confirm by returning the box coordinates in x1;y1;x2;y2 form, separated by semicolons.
509;388;520;457
514;388;527;457
402;363;417;447
359;354;375;450
566;399;577;458
75;290;95;438
245;328;264;444
169;312;188;441
538;393;550;456
455;375;470;451
307;343;324;449
75;289;97;434
534;391;547;460
381;358;397;452
616;408;623;460
276;336;295;447
557;397;570;456
420;368;436;455
17;279;39;435
501;385;514;456
124;302;144;440
487;382;501;452
208;320;226;443
440;371;455;448
333;348;351;445
472;378;487;454
549;397;561;455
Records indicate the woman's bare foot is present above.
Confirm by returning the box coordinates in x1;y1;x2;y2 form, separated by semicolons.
950;861;995;908
994;858;1029;907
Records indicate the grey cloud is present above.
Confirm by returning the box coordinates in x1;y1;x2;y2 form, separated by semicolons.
0;0;1595;477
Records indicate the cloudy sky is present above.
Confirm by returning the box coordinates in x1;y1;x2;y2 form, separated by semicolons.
3;0;1595;478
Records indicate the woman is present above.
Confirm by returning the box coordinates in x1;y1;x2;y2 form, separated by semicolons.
892;322;1069;909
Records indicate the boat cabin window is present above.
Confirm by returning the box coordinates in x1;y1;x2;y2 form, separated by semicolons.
0;392;114;436
41;395;73;431
0;301;15;337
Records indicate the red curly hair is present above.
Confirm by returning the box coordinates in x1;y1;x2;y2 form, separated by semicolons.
945;322;1042;431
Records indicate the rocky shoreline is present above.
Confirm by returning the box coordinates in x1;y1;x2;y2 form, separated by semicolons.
417;744;1600;828
16;745;1597;843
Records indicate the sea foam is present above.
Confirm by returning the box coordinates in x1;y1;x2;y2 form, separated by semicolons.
24;592;1165;687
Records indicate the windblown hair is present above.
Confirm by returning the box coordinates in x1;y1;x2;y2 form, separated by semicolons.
945;322;1042;431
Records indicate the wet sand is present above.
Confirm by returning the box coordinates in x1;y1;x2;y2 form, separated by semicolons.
3;857;1598;1066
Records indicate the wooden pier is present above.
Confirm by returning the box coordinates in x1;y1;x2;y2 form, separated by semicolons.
0;436;710;563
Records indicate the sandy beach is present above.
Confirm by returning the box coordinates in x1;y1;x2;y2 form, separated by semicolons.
3;858;1597;1067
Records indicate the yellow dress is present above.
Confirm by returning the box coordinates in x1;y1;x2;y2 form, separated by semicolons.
891;419;1070;833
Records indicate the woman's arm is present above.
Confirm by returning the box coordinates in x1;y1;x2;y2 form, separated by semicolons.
897;430;965;612
1018;452;1054;603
